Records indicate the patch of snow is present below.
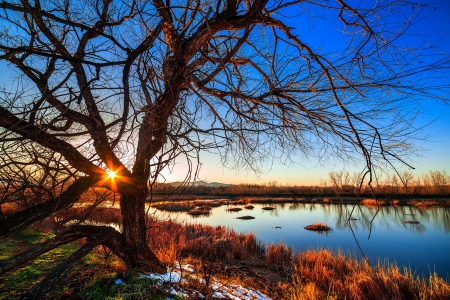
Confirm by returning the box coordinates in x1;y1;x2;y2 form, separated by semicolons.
181;264;195;273
146;271;182;283
142;264;272;300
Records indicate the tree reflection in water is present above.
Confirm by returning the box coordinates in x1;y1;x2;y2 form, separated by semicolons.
333;204;450;234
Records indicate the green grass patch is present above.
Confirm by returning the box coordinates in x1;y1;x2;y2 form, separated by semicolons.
0;240;16;260
0;230;79;300
15;229;54;245
80;271;180;300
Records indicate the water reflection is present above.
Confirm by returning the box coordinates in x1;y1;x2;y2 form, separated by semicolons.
157;202;450;280
331;204;450;233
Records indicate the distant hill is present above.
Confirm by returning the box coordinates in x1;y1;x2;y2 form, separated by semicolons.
167;181;230;187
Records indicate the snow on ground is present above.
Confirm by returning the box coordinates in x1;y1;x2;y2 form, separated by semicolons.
143;264;272;300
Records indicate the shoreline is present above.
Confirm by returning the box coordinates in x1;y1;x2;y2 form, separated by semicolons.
2;219;449;299
147;196;450;209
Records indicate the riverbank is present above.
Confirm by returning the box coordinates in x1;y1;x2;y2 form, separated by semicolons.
1;218;449;299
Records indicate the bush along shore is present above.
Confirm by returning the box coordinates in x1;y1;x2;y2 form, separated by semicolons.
1;217;449;300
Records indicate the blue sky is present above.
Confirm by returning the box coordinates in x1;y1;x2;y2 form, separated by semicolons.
1;1;448;186
163;1;450;185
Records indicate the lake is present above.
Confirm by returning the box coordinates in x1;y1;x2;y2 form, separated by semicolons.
150;202;450;280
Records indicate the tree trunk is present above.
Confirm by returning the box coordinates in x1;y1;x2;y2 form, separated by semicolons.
120;193;165;274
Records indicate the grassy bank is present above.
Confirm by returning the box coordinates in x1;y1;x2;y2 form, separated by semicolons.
1;219;449;299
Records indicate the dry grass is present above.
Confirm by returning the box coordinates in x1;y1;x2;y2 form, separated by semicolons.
226;207;243;212
151;201;194;212
265;243;292;266
285;249;450;300
322;198;332;204
411;200;440;207
361;198;387;207
229;198;248;205
0;202;21;215
390;199;400;206
187;207;212;217
304;222;331;232
209;200;228;207
146;220;262;263
247;197;296;204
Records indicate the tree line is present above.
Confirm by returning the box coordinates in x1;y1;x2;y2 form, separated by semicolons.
151;170;449;197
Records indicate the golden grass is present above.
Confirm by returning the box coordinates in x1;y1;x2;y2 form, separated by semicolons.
146;220;450;300
246;197;296;204
209;200;228;207
285;250;450;300
229;198;248;205
0;202;20;215
411;200;440;207
304;222;331;232
265;243;292;265
146;220;262;263
391;199;401;206
361;199;387;207
151;201;194;212
187;207;212;216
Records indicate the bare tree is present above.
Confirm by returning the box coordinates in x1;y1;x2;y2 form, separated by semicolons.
399;170;414;194
0;0;449;297
428;170;449;195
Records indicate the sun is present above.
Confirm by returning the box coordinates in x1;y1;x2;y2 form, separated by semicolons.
106;170;116;179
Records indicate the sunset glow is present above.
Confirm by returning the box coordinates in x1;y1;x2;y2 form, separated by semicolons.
106;170;116;179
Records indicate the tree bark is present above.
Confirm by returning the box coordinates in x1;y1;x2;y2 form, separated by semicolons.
120;193;166;274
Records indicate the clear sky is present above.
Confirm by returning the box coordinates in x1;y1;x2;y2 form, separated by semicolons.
162;1;450;186
1;1;449;186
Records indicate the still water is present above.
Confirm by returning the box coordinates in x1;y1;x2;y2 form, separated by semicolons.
152;202;450;280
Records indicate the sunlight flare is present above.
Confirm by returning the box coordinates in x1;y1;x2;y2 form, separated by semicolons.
106;170;116;179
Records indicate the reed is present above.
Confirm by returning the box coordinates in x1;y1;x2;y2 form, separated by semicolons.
285;250;450;300
304;222;331;232
411;200;440;207
361;198;387;207
151;201;194;212
247;197;296;204
265;243;292;265
322;198;332;204
391;199;401;206
146;220;262;263
187;207;212;216
229;198;248;205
